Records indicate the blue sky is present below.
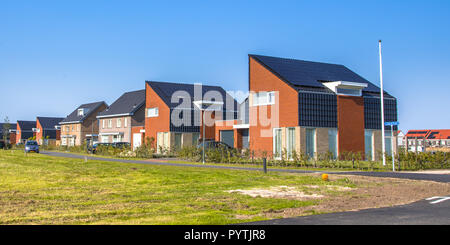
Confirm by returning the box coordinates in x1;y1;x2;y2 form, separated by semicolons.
1;0;449;132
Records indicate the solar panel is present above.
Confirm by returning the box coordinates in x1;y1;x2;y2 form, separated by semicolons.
250;54;382;93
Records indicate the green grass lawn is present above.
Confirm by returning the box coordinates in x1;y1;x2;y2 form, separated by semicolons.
0;150;355;225
43;149;391;172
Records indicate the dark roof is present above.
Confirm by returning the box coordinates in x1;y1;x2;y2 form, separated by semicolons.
17;120;36;131
0;123;17;132
97;90;145;118
0;123;17;139
146;81;238;111
37;117;64;129
249;54;384;94
60;101;107;124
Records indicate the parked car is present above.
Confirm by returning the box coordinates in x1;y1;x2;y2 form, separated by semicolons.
112;142;131;149
87;143;111;153
197;140;234;151
24;140;39;153
88;142;130;153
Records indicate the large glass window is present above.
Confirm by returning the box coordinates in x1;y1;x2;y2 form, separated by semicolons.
328;129;338;159
192;132;200;146
365;130;373;161
305;128;316;159
174;133;182;150
286;128;296;159
385;131;393;156
101;136;109;143
273;128;282;159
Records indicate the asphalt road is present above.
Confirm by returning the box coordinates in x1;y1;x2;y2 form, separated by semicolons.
40;151;450;183
243;196;450;225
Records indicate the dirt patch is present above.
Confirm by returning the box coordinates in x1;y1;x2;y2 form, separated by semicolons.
234;174;450;220
226;186;324;200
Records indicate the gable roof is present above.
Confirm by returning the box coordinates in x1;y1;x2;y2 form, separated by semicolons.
37;117;65;130
406;129;450;140
425;130;450;140
405;130;430;139
146;81;238;111
249;54;385;94
97;89;145;118
17;120;36;131
60;101;107;124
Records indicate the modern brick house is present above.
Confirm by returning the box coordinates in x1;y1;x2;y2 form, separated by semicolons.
97;89;145;149
225;54;398;160
34;117;64;145
15;120;37;144
145;81;238;153
59;101;108;146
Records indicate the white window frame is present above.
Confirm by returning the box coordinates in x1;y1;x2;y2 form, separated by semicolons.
252;91;276;106
108;119;112;128
102;120;105;129
124;118;128;127
117;118;122;128
273;128;282;160
77;109;84;116
286;127;296;160
147;107;159;117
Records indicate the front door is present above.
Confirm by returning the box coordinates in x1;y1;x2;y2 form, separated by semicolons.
133;133;142;150
220;130;234;148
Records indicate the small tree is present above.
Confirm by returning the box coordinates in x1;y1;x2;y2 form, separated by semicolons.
2;117;11;145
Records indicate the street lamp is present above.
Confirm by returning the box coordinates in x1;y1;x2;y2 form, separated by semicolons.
193;100;224;164
379;40;386;166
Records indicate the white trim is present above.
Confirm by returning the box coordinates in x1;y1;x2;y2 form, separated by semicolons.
99;132;124;136
96;113;131;119
85;134;99;137
139;129;145;133
61;135;76;138
323;81;368;96
59;121;81;125
233;124;249;129
193;100;224;111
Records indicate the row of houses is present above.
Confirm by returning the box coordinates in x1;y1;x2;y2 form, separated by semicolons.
398;130;450;152
2;54;406;160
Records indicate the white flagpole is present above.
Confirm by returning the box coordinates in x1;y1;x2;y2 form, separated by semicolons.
379;40;386;166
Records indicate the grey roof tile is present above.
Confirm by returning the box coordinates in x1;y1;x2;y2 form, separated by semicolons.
97;90;145;118
60;101;107;124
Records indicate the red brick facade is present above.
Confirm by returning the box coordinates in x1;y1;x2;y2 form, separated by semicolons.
248;57;299;156
144;83;170;144
337;95;365;155
35;119;43;143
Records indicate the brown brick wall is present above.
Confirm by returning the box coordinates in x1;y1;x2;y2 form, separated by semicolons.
337;95;365;155
145;83;170;146
35;119;43;144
